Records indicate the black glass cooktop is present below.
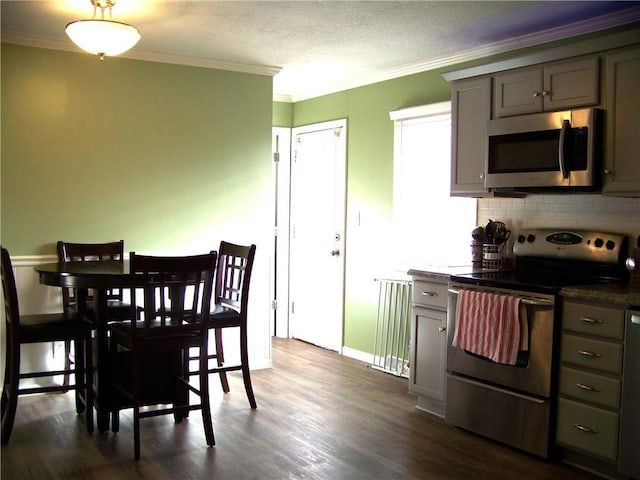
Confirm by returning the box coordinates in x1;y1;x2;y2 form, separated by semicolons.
450;256;627;295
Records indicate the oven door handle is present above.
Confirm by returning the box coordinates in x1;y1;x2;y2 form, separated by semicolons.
448;288;554;306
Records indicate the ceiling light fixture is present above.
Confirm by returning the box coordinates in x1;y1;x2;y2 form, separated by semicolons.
65;0;140;61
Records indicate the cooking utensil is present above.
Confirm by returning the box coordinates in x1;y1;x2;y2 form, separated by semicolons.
485;220;495;244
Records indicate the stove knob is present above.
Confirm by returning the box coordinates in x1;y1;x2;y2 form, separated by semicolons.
517;234;526;243
594;238;604;248
606;240;615;250
527;234;536;243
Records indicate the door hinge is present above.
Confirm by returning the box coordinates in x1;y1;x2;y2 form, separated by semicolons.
271;299;278;310
291;301;295;314
273;152;280;162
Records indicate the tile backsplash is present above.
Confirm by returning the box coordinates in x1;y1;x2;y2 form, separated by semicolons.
478;194;640;254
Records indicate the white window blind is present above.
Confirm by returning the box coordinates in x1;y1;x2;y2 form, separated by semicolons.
390;103;477;270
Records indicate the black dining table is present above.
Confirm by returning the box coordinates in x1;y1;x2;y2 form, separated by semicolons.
36;260;146;431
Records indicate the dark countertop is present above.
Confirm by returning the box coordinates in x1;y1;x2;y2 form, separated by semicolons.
407;265;482;282
409;266;640;307
561;283;640;308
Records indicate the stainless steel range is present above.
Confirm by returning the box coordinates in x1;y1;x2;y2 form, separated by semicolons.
446;229;628;459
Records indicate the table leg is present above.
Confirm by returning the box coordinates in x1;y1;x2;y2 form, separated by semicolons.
93;289;111;432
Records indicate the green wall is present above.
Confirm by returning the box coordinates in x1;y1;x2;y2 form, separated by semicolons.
273;101;293;127
292;71;453;355
1;43;273;256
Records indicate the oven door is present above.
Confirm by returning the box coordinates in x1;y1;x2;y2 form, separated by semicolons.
447;283;556;398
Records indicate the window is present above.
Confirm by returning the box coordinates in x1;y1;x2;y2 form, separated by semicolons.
390;103;477;270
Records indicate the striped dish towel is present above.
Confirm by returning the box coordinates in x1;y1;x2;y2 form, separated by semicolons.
452;290;528;365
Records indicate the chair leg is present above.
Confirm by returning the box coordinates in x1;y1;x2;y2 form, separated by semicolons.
131;351;141;461
1;333;20;445
240;326;257;409
214;328;230;393
73;339;86;415
173;351;187;424
199;352;215;446
63;340;72;390
84;336;94;434
109;343;120;434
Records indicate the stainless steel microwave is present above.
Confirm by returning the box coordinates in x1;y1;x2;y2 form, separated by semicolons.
485;108;602;191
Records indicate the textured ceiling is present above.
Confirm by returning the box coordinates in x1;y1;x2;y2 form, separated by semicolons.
2;1;639;101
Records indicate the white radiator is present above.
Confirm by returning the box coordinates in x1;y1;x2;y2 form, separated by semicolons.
371;278;412;377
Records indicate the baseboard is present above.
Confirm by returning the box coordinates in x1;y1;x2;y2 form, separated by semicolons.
342;346;374;364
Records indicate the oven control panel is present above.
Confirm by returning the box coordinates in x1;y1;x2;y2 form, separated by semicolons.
513;229;627;263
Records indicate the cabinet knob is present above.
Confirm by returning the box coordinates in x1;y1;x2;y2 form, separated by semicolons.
603;169;612;175
532;91;541;98
541;90;550;96
438;326;446;333
479;173;485;180
421;291;437;297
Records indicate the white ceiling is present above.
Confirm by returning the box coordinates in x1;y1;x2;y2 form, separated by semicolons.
2;1;639;102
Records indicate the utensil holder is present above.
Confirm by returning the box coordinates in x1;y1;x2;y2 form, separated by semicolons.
482;244;502;269
471;243;483;265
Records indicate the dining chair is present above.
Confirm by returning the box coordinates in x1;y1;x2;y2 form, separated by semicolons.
56;240;137;390
108;251;217;460
187;241;257;409
1;247;94;444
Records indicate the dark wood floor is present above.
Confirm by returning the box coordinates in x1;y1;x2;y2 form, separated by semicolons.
1;338;599;479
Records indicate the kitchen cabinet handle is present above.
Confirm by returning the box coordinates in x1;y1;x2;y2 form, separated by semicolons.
578;350;602;358
576;383;600;392
532;91;541;98
438;326;446;333
421;291;437;297
573;424;598;434
479;173;485;180
448;288;553;306
580;316;604;325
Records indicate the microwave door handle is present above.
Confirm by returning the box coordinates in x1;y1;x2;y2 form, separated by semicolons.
559;119;570;179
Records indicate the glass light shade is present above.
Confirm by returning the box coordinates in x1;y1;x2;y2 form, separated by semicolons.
65;19;140;57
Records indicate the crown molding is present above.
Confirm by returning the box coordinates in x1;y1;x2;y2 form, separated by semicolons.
0;31;282;77
273;94;293;103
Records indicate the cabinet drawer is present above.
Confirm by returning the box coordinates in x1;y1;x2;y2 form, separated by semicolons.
559;366;621;410
556;398;619;461
563;301;624;340
412;281;448;310
561;334;623;374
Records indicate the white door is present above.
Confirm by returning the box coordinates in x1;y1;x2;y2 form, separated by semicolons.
289;119;346;352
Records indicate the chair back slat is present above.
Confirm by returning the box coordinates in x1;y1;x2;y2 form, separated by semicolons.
129;252;217;337
56;241;125;310
216;242;256;313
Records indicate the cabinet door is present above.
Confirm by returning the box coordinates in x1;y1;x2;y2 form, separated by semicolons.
603;46;640;195
543;57;599;111
451;76;491;196
410;307;447;406
494;57;599;117
494;67;543;117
